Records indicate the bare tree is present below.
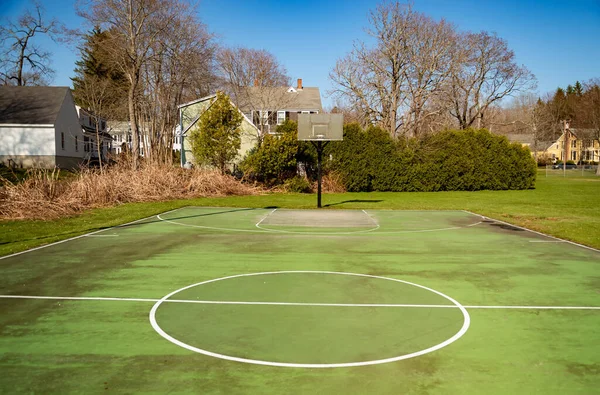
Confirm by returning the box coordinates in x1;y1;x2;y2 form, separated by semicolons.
446;31;537;130
329;2;455;138
579;79;600;174
78;0;192;169
74;75;114;172
218;47;290;99
217;47;293;140
0;1;65;86
139;10;216;163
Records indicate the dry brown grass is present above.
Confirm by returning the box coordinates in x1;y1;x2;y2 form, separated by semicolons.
317;172;346;193
0;161;257;220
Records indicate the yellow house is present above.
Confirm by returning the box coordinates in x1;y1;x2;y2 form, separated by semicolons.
178;94;259;168
544;128;600;163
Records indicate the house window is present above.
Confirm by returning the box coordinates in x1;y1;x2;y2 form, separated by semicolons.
571;140;577;148
75;136;78;152
61;132;65;150
261;111;269;125
571;151;577;161
277;111;286;125
84;136;90;152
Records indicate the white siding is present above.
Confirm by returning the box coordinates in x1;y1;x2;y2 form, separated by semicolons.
55;91;85;159
0;125;55;156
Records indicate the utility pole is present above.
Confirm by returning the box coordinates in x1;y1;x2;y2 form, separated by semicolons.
562;120;569;177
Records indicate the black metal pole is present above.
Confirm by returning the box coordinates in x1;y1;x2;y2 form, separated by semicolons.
317;141;322;208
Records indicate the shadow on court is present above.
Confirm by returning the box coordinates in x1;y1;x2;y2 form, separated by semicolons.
323;199;383;207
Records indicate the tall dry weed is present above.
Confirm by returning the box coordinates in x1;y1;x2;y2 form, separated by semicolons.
0;161;257;220
315;172;346;193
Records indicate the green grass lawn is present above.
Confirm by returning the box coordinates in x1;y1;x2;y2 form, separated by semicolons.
1;171;599;257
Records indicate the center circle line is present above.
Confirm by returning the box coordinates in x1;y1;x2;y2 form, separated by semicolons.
149;271;471;368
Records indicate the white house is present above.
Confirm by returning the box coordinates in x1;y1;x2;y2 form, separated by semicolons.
109;121;154;157
76;106;112;164
0;86;86;169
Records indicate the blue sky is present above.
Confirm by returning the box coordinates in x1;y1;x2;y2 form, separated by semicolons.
1;0;599;108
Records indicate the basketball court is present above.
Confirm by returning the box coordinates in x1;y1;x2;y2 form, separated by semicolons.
1;207;598;393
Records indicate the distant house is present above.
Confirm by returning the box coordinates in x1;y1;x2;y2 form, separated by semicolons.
544;127;599;163
76;106;112;164
178;94;259;168
236;78;323;135
108;121;151;157
504;133;555;160
0;86;85;169
505;125;600;164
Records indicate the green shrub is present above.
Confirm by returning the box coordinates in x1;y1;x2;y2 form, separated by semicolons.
240;120;299;186
284;176;312;193
329;127;536;192
328;124;405;192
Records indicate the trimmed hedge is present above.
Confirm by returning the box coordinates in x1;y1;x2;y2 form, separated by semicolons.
328;125;536;192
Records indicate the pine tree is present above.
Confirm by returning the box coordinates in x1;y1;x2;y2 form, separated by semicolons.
71;27;128;116
189;92;243;174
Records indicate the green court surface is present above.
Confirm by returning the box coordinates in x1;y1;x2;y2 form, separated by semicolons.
1;207;599;393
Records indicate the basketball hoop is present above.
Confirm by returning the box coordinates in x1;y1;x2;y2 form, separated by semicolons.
298;114;344;208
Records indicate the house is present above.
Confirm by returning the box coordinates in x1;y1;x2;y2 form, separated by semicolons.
502;123;600;164
504;133;555;160
178;93;259;168
108;121;152;157
236;78;323;134
0;86;86;169
76;106;112;165
543;126;599;164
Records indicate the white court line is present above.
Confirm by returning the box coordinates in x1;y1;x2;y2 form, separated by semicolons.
529;240;568;243
462;210;600;253
0;207;183;261
1;294;599;310
254;208;277;228
253;209;381;235
467;221;483;227
85;234;119;237
157;213;266;233
159;208;483;235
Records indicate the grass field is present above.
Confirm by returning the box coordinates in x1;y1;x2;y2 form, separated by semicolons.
0;205;598;394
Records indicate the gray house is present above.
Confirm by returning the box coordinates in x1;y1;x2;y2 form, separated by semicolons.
236;79;323;134
0;86;85;169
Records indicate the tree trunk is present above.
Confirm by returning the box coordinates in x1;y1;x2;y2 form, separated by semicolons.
95;122;104;173
128;82;139;170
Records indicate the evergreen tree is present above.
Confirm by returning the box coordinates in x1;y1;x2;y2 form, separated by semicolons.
71;27;127;117
189;92;243;174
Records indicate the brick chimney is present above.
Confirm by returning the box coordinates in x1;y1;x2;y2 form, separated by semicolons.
297;78;303;90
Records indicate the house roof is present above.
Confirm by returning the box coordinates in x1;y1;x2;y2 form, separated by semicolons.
178;93;259;136
570;128;597;140
505;133;533;145
502;133;555;151
0;86;70;125
235;86;322;113
178;94;217;109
